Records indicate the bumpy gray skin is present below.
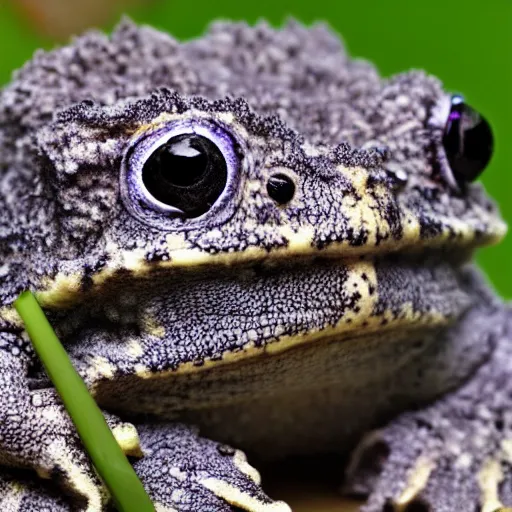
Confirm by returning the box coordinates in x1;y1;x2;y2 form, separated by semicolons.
0;19;511;511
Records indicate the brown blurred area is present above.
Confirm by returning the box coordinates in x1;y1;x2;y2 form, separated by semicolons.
14;0;150;40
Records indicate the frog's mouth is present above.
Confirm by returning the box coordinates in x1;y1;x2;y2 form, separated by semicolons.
27;247;480;385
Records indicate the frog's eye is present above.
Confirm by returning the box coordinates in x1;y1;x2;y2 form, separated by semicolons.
122;121;240;225
141;133;227;218
442;95;493;185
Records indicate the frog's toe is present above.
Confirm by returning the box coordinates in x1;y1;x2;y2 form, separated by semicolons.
344;415;512;512
134;423;291;512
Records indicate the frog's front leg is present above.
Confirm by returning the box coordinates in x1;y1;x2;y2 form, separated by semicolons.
0;332;289;511
0;420;291;512
343;310;512;512
133;423;291;512
0;331;128;508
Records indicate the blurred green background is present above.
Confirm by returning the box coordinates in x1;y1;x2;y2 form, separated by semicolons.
1;0;511;297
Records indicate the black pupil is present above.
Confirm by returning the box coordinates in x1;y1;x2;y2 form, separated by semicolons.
442;95;493;184
142;133;227;217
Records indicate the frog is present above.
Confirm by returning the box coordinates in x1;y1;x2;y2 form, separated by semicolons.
0;16;511;512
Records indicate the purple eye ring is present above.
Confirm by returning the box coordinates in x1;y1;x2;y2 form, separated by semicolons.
120;119;241;229
442;94;493;186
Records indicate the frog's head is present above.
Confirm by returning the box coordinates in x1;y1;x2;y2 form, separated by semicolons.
1;20;505;377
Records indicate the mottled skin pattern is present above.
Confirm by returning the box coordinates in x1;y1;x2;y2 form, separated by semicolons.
0;18;511;512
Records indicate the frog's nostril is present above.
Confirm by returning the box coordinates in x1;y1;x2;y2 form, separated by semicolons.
267;173;296;205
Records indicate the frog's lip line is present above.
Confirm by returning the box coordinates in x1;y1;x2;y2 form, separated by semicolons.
31;214;506;312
